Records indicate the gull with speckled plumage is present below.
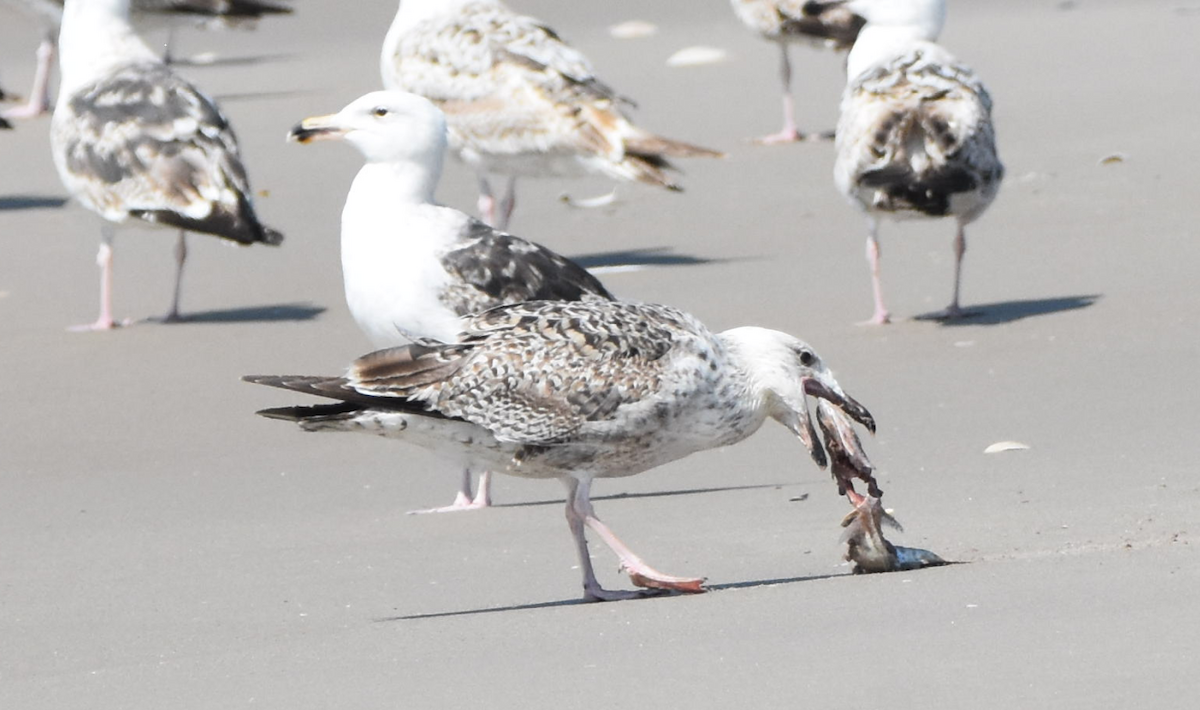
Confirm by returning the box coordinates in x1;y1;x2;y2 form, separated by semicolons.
246;299;879;601
50;0;281;330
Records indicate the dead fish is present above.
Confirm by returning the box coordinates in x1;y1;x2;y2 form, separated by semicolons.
841;491;948;574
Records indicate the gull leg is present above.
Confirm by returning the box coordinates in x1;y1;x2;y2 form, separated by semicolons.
566;477;705;600
3;35;55;120
860;218;891;325
161;26;177;65
495;176;517;231
70;226;126;331
563;478;650;601
756;45;803;144
408;466;491;514
472;469;493;507
162;230;187;322
476;174;498;227
924;221;974;321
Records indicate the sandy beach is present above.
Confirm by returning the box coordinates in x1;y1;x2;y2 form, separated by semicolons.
2;1;1197;707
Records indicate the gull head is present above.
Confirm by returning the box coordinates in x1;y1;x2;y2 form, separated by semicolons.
721;327;874;468
287;90;448;166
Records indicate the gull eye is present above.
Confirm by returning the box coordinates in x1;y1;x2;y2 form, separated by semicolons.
372;106;390;118
798;349;814;366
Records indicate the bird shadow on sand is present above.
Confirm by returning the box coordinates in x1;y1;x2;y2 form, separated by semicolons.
164;302;325;324
379;572;843;621
914;294;1100;326
0;195;69;211
567;246;726;272
492;482;792;510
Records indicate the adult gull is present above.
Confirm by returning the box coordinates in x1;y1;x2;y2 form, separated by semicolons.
288;90;616;512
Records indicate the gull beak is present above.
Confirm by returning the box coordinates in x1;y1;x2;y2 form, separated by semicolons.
287;114;346;144
802;377;875;433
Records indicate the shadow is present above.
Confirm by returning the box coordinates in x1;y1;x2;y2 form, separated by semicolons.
493;482;794;510
0;195;68;211
379;572;846;621
170;53;296;68
164;302;325;324
914;294;1100;326
567;247;722;270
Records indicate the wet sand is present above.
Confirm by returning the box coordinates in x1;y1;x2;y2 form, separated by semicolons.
2;1;1197;707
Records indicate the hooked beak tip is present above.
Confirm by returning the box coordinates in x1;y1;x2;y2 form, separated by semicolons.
287;115;344;144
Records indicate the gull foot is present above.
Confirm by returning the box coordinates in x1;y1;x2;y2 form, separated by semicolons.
68;316;132;332
754;128;805;144
627;570;706;594
582;586;674;602
856;312;892;326
407;492;492;515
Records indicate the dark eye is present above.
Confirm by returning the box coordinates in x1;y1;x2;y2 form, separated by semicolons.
372;107;389;117
798;349;814;366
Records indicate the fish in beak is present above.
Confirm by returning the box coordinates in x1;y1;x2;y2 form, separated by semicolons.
287;114;346;144
816;399;882;498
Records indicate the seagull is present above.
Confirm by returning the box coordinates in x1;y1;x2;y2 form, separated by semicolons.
287;90;615;512
832;0;1003;324
246;299;879;601
1;0;293;120
50;0;282;330
729;0;865;143
380;0;723;230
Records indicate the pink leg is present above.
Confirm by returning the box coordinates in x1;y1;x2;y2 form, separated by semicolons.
476;175;497;227
945;222;967;318
495;176;517;231
860;218;891;325
70;227;128;331
408;466;493;514
564;477;705;601
926;221;971;320
3;36;55;120
756;45;804;144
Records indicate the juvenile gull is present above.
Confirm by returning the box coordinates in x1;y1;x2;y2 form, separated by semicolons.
1;0;292;119
729;0;865;143
381;0;723;230
51;0;282;330
288;91;615;512
246;300;878;601
833;0;1003;323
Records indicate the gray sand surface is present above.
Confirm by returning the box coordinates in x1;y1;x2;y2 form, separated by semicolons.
2;1;1197;707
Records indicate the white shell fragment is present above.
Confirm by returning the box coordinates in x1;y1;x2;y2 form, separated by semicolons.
666;46;729;67
984;441;1031;454
609;21;658;39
